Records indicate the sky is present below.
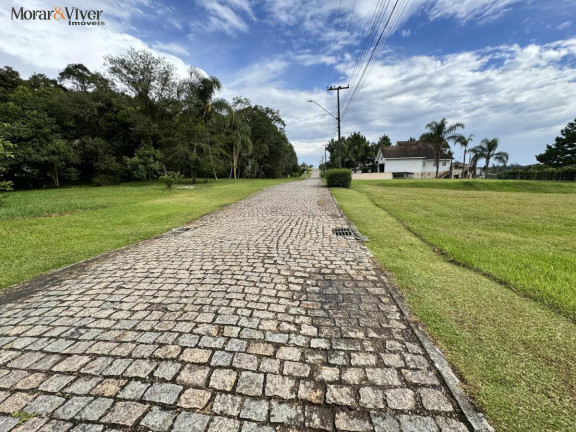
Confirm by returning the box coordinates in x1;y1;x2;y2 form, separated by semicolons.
1;0;576;166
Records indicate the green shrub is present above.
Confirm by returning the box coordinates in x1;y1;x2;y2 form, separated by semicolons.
325;169;352;188
160;171;184;189
93;175;120;187
559;166;576;180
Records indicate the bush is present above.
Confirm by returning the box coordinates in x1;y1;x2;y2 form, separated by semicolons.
160;171;184;189
93;175;120;187
325;169;352;188
559;166;576;180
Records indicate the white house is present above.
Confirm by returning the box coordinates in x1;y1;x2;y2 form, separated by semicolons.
375;140;452;179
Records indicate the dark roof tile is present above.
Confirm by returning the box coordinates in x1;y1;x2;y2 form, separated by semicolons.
380;141;451;159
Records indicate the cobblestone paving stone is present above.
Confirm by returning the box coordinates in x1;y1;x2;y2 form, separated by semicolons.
0;172;473;431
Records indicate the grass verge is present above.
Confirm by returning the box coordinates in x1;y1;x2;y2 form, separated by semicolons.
332;187;576;432
351;180;576;318
0;178;294;290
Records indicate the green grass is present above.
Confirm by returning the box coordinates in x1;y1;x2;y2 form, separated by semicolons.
370;179;576;194
0;178;294;290
351;180;576;318
332;186;576;432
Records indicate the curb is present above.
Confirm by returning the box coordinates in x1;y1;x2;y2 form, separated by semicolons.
389;287;494;432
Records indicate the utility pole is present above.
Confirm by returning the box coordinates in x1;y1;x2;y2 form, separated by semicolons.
327;85;349;168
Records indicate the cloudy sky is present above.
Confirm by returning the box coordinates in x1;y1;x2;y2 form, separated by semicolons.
2;0;575;166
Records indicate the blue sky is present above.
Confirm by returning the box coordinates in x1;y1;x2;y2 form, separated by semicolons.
1;0;576;166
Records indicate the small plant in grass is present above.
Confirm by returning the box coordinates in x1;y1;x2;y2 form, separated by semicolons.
160;171;184;189
325;169;352;188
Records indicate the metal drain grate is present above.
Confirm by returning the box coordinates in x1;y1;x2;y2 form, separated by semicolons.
333;227;355;237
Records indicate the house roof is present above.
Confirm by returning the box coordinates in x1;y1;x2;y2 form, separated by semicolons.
380;141;452;159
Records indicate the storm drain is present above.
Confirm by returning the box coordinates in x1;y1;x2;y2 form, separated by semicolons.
333;227;355;237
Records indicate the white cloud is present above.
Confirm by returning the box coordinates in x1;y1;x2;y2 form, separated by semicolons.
558;21;572;30
193;0;256;35
152;42;190;57
224;39;576;166
0;0;191;78
226;57;290;88
292;51;337;66
204;2;249;34
421;0;522;23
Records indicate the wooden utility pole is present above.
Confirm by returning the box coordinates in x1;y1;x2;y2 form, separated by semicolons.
327;85;349;168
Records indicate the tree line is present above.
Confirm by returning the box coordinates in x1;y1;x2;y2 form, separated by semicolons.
321;133;391;172
0;48;301;191
321;119;509;179
322;116;575;180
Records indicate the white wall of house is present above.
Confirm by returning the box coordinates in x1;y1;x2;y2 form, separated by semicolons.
376;150;451;177
423;160;449;170
352;172;393;180
383;158;425;173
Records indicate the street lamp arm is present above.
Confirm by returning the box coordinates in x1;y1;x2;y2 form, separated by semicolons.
307;100;338;120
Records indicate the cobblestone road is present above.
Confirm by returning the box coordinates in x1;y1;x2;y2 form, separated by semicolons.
0;172;475;432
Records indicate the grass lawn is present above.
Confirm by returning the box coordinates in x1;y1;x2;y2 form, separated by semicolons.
0;178;294;290
332;181;576;432
352;180;576;318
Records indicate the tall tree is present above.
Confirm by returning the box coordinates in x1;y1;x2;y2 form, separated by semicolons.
536;118;576;167
0;66;23;103
467;147;478;178
105;48;177;122
420;118;464;178
183;68;223;180
474;138;509;178
455;134;474;178
0;132;14;193
58;63;108;92
377;134;392;147
223;101;252;179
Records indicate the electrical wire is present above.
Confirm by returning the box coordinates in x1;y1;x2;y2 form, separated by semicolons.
341;0;409;120
342;0;401;117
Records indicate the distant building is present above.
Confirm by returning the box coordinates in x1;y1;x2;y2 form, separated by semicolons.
375;140;452;179
452;161;467;178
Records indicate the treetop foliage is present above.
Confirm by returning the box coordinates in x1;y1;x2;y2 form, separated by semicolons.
536;117;576;167
0;49;300;189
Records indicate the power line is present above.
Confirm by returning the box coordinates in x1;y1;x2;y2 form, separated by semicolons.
344;0;389;94
360;0;409;95
343;0;401;117
341;0;408;120
340;0;358;65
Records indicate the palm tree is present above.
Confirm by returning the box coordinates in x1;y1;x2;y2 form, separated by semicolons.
185;68;223;180
468;147;481;178
215;101;253;179
455;134;474;178
475;138;509;178
420;118;465;178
